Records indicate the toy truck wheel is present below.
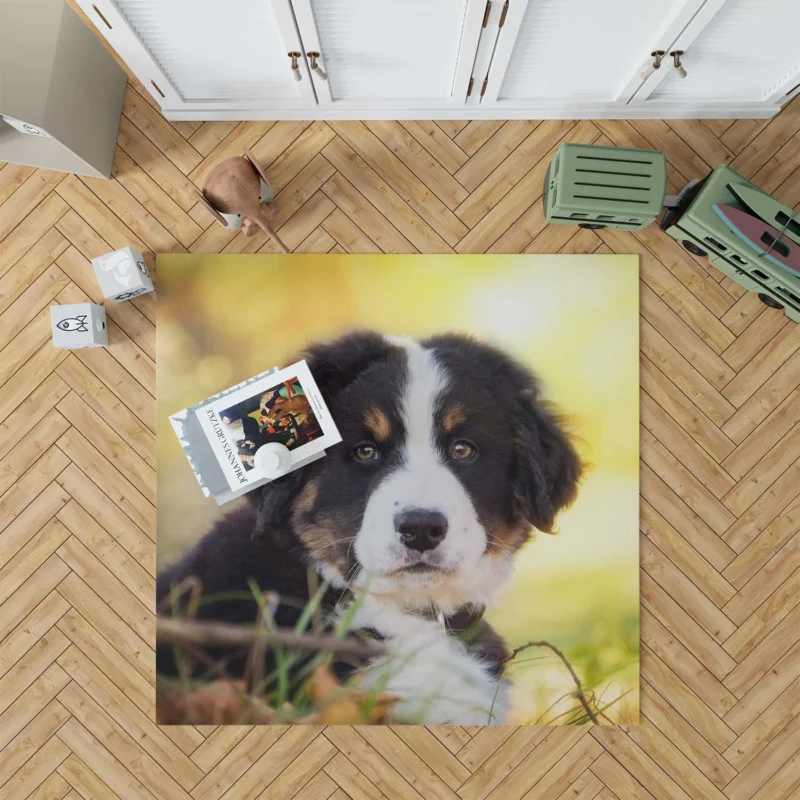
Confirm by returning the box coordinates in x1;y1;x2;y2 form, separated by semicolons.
578;223;607;230
681;240;707;257
758;293;784;310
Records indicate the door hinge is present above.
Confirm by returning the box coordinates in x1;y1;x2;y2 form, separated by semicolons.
480;77;488;97
482;0;492;27
467;77;474;97
499;0;509;27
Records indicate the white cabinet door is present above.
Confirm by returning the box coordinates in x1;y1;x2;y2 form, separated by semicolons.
288;0;486;109
76;0;316;113
632;0;800;110
480;0;705;110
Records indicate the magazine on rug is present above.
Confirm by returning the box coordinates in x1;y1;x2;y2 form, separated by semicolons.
169;360;341;503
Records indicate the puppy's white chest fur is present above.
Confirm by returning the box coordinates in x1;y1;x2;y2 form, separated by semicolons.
348;596;509;725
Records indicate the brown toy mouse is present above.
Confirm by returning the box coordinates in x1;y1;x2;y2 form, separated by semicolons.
198;149;289;253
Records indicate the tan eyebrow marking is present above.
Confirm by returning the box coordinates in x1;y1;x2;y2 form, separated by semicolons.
364;407;391;442
442;403;467;433
293;478;319;516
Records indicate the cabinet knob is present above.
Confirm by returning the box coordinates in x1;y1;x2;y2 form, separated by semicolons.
640;50;665;81
670;50;687;79
307;52;328;81
288;52;302;81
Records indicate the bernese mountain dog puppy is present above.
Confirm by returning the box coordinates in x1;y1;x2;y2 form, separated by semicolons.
157;331;582;724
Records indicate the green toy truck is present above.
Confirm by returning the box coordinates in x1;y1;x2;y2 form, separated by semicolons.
544;143;800;322
659;165;800;323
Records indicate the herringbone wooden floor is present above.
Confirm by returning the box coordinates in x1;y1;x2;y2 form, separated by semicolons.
2;58;800;797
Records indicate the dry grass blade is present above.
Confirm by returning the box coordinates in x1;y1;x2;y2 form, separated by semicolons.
157;616;387;659
504;639;600;724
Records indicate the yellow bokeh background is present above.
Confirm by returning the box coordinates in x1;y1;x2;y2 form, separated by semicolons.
157;253;640;724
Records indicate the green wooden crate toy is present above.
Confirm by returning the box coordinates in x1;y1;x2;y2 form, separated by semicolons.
544;143;800;322
543;143;667;231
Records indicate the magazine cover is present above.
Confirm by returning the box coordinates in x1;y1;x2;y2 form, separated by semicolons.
173;361;341;501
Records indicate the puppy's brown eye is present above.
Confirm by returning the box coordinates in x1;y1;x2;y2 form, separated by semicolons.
451;440;477;461
352;443;379;462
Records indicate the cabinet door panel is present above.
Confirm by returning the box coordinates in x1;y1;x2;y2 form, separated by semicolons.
486;0;695;105
291;0;485;107
78;0;315;110
647;0;800;103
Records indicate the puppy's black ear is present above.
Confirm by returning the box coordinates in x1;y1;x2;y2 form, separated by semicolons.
300;330;395;400
512;391;583;534
247;331;394;543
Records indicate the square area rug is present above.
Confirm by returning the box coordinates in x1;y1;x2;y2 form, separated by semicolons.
156;253;639;725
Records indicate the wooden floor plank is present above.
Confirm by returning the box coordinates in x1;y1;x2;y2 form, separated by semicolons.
55;356;156;469
641;391;736;500
724;646;800;735
0;594;70;684
57;645;202;788
57;681;193;800
187;122;239;158
454;121;506;155
111;148;203;249
0;162;37;205
640;650;737;753
56;391;154;502
0;417;70;502
454;119;579;229
0;170;66;242
0;193;69;279
0;264;70;348
641;536;736;645
262;122;336;192
56;716;158;800
399;121;469;175
57;751;124;800
55;175;148;255
0;228;68;317
724;531;800;625
641;681;737;790
326;127;463;249
121;85;202;176
640;355;736;463
456;729;547;800
364;120;469;210
642;574;737;682
56;571;155;683
321;168;418;254
116;116;202;212
641;500;736;608
189;727;287;800
0;733;71;800
667;119;735;171
590;726;696;800
458;121;600;251
187;121;275;187
57;501;154;608
453;120;539;192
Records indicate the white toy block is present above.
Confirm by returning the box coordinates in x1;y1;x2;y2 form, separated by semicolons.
91;246;154;302
51;303;107;349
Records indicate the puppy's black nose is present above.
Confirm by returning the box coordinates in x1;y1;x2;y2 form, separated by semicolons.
395;508;448;552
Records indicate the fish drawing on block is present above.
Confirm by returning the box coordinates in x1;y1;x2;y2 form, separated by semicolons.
57;315;89;332
712;204;800;277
